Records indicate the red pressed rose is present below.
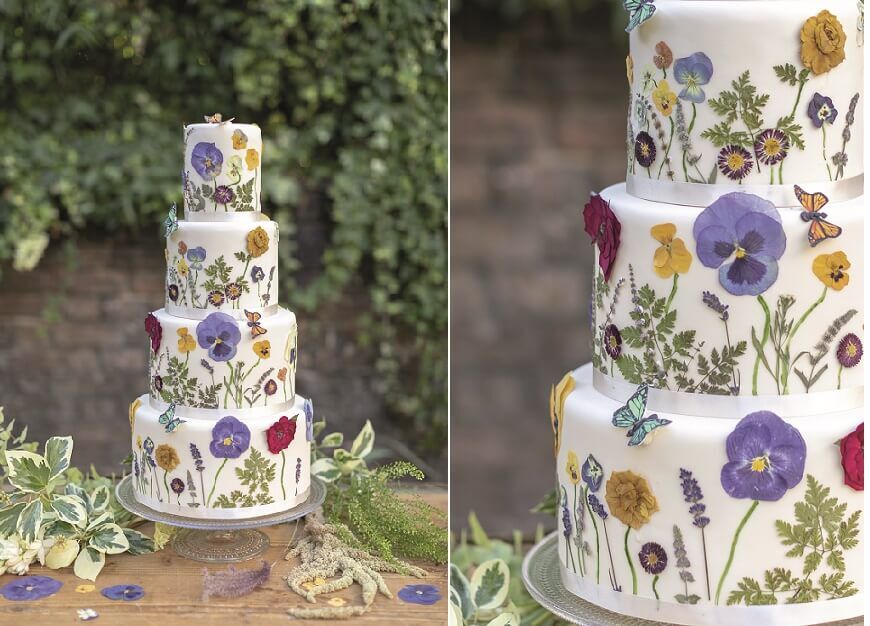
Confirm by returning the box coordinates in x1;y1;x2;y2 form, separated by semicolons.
840;422;863;491
144;313;162;353
583;194;622;281
266;415;297;454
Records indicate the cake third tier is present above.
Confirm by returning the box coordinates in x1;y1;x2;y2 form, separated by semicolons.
588;183;863;400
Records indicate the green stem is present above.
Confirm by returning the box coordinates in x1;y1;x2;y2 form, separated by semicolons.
656;118;676;178
584;487;601;584
752;296;772;395
280;450;287;500
837;364;843;389
206;459;228;507
715;500;759;604
769;165;774;184
822;124;832;181
790;79;807;118
652;575;660;600
782;287;827;393
565;535;577;574
624;526;637;595
665;273;679;314
603;521;619;591
163;470;170;501
688;103;697;134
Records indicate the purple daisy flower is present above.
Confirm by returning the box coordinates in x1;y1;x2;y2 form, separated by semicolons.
214;185;235;204
207;290;225;307
634;131;656;168
693;192;786;296
638;542;668;575
581;454;604;492
754;129;789;166
603;324;622;359
398;584;442;605
721;411;807;501
717;145;754;181
186;246;207;270
264;379;277;396
196;312;241;362
673;52;714;103
191;142;223;180
225;282;242;301
0;576;63;601
101;584;145;601
807;93;838;128
170;478;185;494
837;333;863;368
209;416;251;459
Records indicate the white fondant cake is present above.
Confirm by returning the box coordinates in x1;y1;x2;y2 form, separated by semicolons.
131;119;311;520
552;2;864;624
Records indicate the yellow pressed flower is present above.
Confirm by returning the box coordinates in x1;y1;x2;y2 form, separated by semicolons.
232;129;248;150
652;79;677;117
812;251;850;290
800;10;847;75
246;148;260;170
650;223;693;278
155;444;180;471
177;258;189;277
137;436;143;450
247;226;270;258
253;339;271;359
75;584;95;593
302;576;327;590
177;327;196;353
129;398;141;430
550;372;576;458
327;597;347;607
605;470;659;530
566;451;581;485
625;54;634;86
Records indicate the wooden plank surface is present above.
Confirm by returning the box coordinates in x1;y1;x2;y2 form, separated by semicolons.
0;491;447;625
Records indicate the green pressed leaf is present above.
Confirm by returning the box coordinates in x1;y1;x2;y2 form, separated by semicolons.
320;432;344;448
88;485;110;514
350;420;375;458
5;451;51;493
123;528;156;555
311;458;341;483
449;563;474;619
50;494;88;527
0;503;25;538
74;546;105;581
44;436;73;480
470;558;510;611
88;523;130;554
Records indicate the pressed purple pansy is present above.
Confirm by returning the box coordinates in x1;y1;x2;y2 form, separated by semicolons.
264;379;278;396
101;584;145;601
214;185;235;205
251;266;265;283
634;131;657;168
583;194;622;282
581;454;604;492
191;142;223;180
398;584;442;605
603;324;622;359
807;93;838;128
153;375;164;392
304;398;314;442
638;542;668;575
210;416;251;459
717;145;754;181
693;192;786;296
721;411;807;501
837;333;863;368
673;52;714;103
196;312;241;362
186;246;207;270
168;284;179;302
754;129;789;166
143;437;155;454
0;576;63;601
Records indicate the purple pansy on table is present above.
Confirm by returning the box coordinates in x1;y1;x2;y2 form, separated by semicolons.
101;584;145;601
196;312;242;362
186;246;207;270
397;584;442;605
0;575;62;601
191;142;223;180
807;93;838;128
721;411;807;501
304;399;315;442
693;192;786;296
673;52;713;103
210;415;251;459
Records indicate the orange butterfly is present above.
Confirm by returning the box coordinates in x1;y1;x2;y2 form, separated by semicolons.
245;309;268;337
794;185;842;247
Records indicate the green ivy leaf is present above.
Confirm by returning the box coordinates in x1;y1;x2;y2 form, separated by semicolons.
88;485;110;514
0;503;25;538
320;432;344;448
17;499;43;542
448;563;474;619
50;494;88;528
350;420;375;458
88;522;130;555
5;451;51;493
470;558;509;611
311;458;341;483
123;528;156;556
44;436;73;481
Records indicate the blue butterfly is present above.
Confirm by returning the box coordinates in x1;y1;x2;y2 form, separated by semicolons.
611;384;671;446
163;203;178;238
159;403;186;433
624;0;656;33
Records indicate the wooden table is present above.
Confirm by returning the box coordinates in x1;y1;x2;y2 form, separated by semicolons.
0;492;447;625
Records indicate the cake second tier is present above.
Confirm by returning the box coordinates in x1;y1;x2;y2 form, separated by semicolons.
589;183;863;401
146;307;297;412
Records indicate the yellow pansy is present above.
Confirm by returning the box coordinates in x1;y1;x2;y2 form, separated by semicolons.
812;251;850;290
650;223;693;278
177;258;189;277
129;398;141;430
253;339;271;359
566;451;581;485
550;372;576;458
652;79;677;117
232;129;248;150
246;148;260;170
177;327;196;353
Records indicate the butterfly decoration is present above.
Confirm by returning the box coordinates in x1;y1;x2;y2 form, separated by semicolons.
163;203;178;239
245;309;268;337
204;113;235;124
611;384;671;446
794;185;842;247
159;403;186;433
624;0;656;33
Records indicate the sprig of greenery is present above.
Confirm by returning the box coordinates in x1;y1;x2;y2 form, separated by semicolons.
703;70;769;149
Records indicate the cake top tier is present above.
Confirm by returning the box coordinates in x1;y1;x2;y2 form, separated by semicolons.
182;117;262;217
625;0;863;207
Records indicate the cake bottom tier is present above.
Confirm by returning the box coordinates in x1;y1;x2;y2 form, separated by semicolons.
130;394;311;519
554;363;863;626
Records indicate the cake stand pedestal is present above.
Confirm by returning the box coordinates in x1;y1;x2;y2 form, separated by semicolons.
521;532;862;626
115;474;326;563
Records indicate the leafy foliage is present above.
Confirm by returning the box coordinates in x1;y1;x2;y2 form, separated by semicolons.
0;0;447;453
793;309;858;392
703;71;770;148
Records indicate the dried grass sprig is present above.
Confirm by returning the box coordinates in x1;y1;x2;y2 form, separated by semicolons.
201;560;270;601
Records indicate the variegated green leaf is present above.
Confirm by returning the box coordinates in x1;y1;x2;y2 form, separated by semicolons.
350;420;375;458
310;458;341;483
470;558;510;611
449;563;474;619
42;520;78;538
85;511;113;533
486;614;521;626
334;449;365;475
17;499;43;542
0;503;25;538
123;528;156;556
74;546;105;581
88;485;110;514
88;523;129;555
50;494;87;527
44;436;73;481
320;432;344;448
5;451;50;493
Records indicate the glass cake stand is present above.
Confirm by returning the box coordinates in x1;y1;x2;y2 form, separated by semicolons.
115;474;326;563
521;532;863;626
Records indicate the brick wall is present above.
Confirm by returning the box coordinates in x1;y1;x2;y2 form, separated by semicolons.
451;22;628;535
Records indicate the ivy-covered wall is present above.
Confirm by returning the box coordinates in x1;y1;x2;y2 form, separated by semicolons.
0;1;447;455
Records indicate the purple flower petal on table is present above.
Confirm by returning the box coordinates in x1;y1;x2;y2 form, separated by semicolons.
0;576;62;601
101;584;145;601
397;584;442;605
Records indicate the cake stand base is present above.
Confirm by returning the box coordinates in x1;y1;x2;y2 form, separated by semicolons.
115;474;326;563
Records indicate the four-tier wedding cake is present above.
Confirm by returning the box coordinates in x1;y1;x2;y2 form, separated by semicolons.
551;2;864;624
129;118;312;519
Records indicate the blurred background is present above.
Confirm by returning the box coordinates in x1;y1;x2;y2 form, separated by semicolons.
451;0;628;536
0;1;447;478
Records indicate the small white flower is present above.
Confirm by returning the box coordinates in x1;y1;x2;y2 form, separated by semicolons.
77;608;99;621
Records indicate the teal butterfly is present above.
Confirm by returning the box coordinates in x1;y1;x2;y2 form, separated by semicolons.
163;203;178;238
624;0;656;33
611;384;671;446
159;403;186;433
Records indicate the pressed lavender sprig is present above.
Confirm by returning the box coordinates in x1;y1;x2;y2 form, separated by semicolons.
680;469;711;600
561;491;578;574
833;93;859;180
295;457;302;496
647;104;675;181
588;493;619;591
190;443;206;503
702;291;729;322
673;524;698;604
201;560;271;601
